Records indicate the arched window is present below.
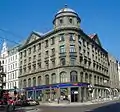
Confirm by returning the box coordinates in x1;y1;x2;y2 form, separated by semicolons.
70;71;78;82
51;73;56;84
28;78;31;87
38;76;41;85
33;77;36;86
23;79;27;88
89;74;92;83
80;72;83;82
60;72;67;83
85;73;88;82
45;75;49;85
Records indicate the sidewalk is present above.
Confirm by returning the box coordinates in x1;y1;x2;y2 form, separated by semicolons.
39;98;119;106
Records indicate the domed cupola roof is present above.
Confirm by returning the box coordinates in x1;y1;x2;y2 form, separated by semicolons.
55;5;79;18
57;5;76;14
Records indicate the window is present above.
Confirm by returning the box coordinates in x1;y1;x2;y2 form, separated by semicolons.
51;37;55;45
46;51;49;56
38;62;41;68
33;45;36;52
45;40;48;47
80;72;83;82
51;48;55;55
24;50;26;57
23;79;27;88
24;59;26;64
60;58;65;65
28;78;31;87
33;55;36;60
59;34;64;41
70;58;75;65
69;18;73;24
28;48;31;54
59;19;63;24
85;73;88;82
89;74;92;83
33;64;36;70
70;71;78;82
70;45;75;52
45;60;49;69
60;45;65;53
60;72;67;83
38;43;41;50
94;76;96;84
51;73;56;84
23;66;26;73
33;77;36;86
38;76;41;85
28;65;31;71
38;53;41;58
51;59;55;67
45;75;49;85
69;34;75;41
29;57;31;61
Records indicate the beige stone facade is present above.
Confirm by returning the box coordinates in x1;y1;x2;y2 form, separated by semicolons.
19;6;110;102
108;54;119;97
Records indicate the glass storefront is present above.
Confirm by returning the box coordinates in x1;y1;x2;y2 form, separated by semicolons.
28;91;33;99
45;89;50;101
36;90;42;101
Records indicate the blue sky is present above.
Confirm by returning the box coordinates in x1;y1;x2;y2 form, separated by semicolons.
0;0;120;59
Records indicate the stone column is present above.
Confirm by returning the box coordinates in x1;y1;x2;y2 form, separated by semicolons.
68;87;71;102
78;87;81;102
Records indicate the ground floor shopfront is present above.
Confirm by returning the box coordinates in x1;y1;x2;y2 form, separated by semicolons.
24;82;111;103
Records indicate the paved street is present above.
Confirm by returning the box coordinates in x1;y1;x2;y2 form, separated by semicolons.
11;100;120;112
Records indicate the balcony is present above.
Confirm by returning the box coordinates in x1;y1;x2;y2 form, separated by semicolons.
59;52;66;57
69;52;77;57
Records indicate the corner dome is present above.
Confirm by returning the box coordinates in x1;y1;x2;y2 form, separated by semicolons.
57;7;76;14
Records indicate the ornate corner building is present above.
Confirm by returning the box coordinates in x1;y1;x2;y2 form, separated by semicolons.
18;6;112;102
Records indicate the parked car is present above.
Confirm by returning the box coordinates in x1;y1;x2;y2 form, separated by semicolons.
15;99;39;106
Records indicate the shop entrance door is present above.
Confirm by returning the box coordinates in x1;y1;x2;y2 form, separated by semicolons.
71;87;79;102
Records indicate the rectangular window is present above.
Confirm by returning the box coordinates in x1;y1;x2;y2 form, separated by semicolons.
60;45;65;53
38;62;41;68
46;51;49;56
51;59;55;67
24;50;26;57
70;45;75;52
70;58;75;65
29;57;31;61
45;40;48;47
59;34;64;41
28;48;31;54
33;45;36;52
51;37;55;45
51;48;55;55
38;43;41;50
38;53;41;58
33;55;36;60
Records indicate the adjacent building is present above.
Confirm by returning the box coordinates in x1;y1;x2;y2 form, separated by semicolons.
0;41;20;93
108;54;119;98
118;61;120;91
19;6;110;102
6;45;20;91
